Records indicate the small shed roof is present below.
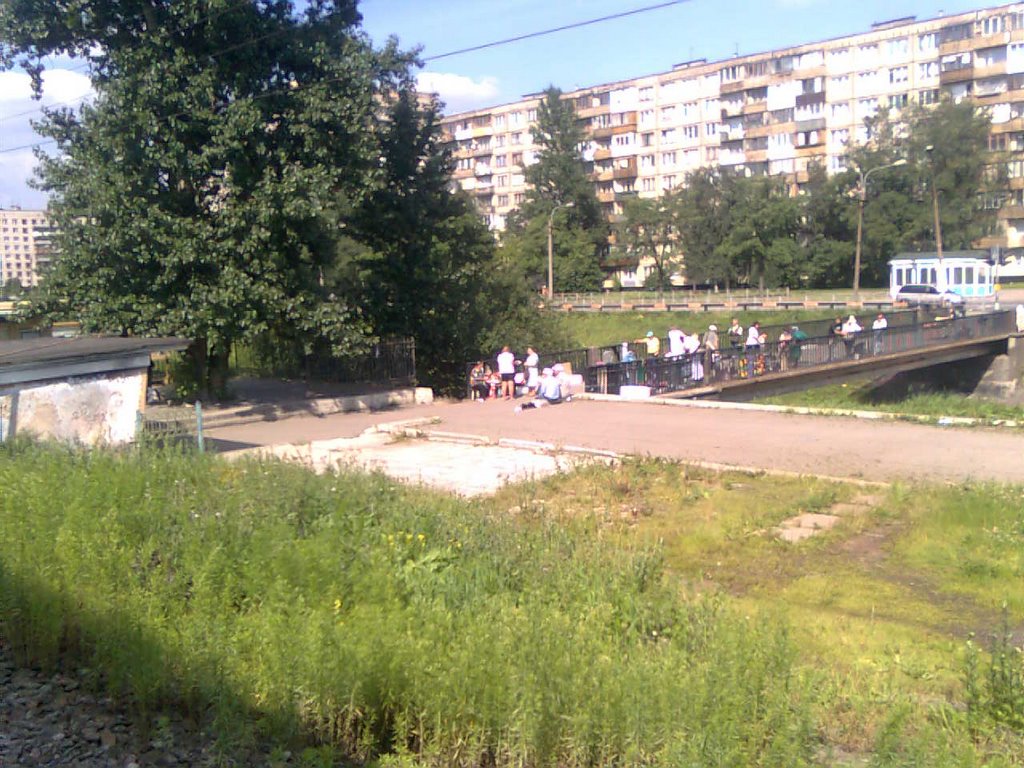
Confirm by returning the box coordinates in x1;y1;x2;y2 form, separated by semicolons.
0;337;190;369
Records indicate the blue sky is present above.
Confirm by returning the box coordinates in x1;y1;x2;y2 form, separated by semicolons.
0;0;996;208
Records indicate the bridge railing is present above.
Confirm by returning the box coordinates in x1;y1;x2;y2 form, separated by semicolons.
585;310;1017;396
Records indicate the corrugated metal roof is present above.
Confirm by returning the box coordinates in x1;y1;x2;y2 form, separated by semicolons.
0;337;190;368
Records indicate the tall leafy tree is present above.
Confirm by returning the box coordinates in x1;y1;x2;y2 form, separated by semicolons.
675;168;737;287
1;1;410;393
504;86;607;292
616;195;679;294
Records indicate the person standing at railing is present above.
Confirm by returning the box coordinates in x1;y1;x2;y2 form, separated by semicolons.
703;324;719;378
683;329;703;381
871;313;888;355
638;331;660;357
666;326;685;358
744;322;762;378
789;325;808;368
828;316;844;361
727;318;744;351
842;315;863;359
777;327;793;371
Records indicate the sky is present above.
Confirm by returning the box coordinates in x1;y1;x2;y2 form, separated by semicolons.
0;0;997;209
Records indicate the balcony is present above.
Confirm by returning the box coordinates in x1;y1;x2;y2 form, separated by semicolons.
591;125;615;139
593;146;613;160
613;159;638;179
742;99;767;115
939;65;975;84
597;189;616;203
470;143;493;157
578;102;611;119
590;169;615;182
474;163;491;176
720;79;746;95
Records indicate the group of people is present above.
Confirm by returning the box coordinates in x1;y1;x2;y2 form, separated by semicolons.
828;313;889;359
468;346;571;411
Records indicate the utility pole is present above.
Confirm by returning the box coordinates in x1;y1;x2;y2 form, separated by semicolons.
547;201;575;301
853;158;907;297
926;145;945;288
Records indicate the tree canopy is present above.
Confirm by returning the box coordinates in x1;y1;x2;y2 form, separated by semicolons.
1;0;560;394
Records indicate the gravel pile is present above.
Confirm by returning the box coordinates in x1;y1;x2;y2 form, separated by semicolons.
0;646;293;767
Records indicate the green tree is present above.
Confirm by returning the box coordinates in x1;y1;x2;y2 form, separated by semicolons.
715;175;801;290
616;195;679;294
505;86;607;292
675;168;737;287
800;163;856;288
2;1;406;394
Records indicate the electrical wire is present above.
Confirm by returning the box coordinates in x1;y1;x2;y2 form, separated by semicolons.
0;0;694;156
424;0;689;62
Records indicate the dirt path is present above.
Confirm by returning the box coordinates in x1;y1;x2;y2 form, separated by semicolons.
206;398;1024;485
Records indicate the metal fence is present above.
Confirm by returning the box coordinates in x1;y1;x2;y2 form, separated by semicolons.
234;338;416;387
585;310;1017;396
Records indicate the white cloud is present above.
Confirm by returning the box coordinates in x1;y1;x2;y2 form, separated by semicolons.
0;68;92;207
416;71;500;112
0;68;92;105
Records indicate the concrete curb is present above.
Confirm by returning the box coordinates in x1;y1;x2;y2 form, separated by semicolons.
578;392;1020;430
199;387;434;429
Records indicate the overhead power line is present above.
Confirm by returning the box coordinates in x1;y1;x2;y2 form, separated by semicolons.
424;0;690;62
0;0;695;156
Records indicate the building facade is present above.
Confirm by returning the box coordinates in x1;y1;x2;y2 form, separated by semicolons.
0;207;54;290
440;3;1024;260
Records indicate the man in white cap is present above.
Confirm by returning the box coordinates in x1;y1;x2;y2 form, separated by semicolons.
515;367;563;412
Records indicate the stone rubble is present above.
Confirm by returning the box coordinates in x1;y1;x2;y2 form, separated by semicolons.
0;645;294;767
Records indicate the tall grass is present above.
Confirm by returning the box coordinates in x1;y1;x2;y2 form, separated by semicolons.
0;442;817;766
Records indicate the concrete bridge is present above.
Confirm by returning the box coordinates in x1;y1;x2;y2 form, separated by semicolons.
584;310;1023;402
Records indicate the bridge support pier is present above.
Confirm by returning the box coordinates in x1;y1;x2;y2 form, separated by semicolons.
973;335;1024;404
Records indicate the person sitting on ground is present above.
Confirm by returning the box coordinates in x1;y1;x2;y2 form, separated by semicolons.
469;361;490;401
515;367;563;412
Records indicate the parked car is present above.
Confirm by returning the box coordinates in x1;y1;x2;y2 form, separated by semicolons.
894;284;964;307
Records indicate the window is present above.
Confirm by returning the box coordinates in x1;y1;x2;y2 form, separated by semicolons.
721;65;741;82
494;135;506;148
918;61;939;79
641;132;654;146
641;177;656;192
639;86;654;102
831;129;849;145
661;151;676;166
682;125;699;140
919;88;940;105
889;66;908;84
888;94;909;109
886;37;909;57
661;175;677;190
496;174;508;187
831;102;851;120
981;16;1003;36
639;109;655;126
494;155;507;167
705;122;719;137
661;105;677;121
613;134;632;147
640;154;656;170
830;75;849;88
511;152;522;165
660;128;677;144
526;109;537;122
497;194;509;207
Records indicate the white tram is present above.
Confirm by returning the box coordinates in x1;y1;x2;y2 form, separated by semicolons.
888;251;997;299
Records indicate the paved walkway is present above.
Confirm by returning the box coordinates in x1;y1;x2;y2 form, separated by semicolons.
206;398;1024;485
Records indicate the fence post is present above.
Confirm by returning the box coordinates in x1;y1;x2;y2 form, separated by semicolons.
195;400;205;453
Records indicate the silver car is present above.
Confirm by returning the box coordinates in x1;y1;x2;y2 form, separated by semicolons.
895;284;964;307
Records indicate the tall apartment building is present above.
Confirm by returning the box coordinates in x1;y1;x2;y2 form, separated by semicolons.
0;208;54;289
440;2;1024;253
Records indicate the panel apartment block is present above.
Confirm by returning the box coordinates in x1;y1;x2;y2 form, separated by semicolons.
0;208;54;289
439;2;1024;249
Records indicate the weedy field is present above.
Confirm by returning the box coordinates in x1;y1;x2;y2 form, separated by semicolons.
1;441;1022;767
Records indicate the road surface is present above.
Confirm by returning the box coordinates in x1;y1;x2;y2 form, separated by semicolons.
206;398;1024;485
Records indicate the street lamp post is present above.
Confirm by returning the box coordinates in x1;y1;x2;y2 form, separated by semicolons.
547;201;575;301
853;158;907;297
925;145;945;289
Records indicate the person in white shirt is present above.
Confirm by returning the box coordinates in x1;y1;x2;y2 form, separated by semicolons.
682;330;702;381
666;326;685;358
842;315;862;358
524;346;540;395
871;313;888;355
496;346;517;400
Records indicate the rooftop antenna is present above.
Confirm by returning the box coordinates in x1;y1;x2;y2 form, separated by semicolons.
733;42;739;57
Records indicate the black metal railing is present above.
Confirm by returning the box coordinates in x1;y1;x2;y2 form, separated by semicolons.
584;310;1017;396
